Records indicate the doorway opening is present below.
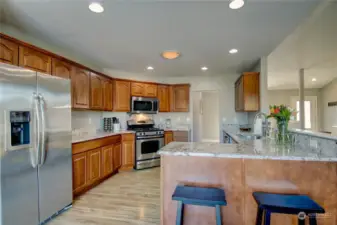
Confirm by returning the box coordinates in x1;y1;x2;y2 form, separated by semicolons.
192;91;220;142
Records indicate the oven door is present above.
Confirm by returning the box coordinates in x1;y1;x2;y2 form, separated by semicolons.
136;137;164;161
131;97;158;114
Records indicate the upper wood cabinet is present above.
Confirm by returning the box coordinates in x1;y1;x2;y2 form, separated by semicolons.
19;46;51;74
235;72;260;112
101;145;114;177
102;78;113;111
0;37;19;65
131;82;145;96
171;84;190;112
158;85;170;112
90;73;104;110
120;134;135;171
113;80;131;112
113;143;122;171
51;58;72;79
144;83;157;97
164;131;174;145
72;67;90;109
87;148;102;185
72;152;87;195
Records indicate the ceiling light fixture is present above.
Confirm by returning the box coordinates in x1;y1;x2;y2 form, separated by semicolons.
229;48;238;54
201;66;208;71
147;66;154;71
229;0;245;9
89;1;104;13
161;51;180;60
312;78;317;82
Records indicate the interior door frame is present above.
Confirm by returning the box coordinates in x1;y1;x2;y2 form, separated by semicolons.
290;96;318;131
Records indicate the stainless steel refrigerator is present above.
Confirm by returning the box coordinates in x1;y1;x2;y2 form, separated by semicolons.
0;62;72;225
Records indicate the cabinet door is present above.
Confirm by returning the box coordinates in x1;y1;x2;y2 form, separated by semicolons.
103;79;113;111
131;82;145;96
0;37;19;65
51;58;72;79
243;72;260;111
90;73;103;110
72;67;90;109
144;84;157;97
172;85;190;112
158;85;170;112
101;145;114;177
113;80;131;112
19;46;51;74
87;148;102;184
113;143;122;171
165;131;174;145
72;152;88;195
122;141;135;169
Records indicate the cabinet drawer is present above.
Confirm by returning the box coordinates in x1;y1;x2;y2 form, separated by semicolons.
173;131;189;138
122;133;135;141
72;135;121;154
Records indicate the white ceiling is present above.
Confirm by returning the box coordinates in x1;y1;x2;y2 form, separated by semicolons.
1;0;320;77
268;0;337;90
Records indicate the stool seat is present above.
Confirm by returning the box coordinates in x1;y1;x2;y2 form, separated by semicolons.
173;185;227;207
253;192;325;214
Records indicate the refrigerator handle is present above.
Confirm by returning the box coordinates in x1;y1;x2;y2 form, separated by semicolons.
32;93;40;168
38;94;46;166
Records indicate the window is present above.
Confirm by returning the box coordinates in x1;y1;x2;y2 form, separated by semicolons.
296;101;312;129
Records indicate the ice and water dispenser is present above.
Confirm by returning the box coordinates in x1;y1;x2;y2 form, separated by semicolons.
8;111;31;149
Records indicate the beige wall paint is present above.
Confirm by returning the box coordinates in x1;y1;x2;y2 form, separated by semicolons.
320;78;337;134
201;91;220;141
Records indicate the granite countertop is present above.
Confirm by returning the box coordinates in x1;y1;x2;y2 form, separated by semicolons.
158;139;337;162
72;130;135;144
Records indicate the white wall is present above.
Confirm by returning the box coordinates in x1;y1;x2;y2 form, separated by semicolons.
320;78;337;134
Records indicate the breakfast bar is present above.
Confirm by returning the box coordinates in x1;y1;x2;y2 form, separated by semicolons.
158;141;337;225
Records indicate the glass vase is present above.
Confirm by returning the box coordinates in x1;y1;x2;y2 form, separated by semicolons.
276;120;289;144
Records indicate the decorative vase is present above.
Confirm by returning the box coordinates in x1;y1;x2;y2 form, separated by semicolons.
276;119;289;144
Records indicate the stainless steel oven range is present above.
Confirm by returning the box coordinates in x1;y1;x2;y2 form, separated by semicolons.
127;120;164;170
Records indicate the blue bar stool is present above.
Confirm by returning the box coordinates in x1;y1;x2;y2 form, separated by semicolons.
172;185;227;225
253;192;325;225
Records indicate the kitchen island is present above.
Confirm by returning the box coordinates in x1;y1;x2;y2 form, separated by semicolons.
158;140;337;225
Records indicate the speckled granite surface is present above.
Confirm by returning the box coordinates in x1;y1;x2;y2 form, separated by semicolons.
158;140;337;162
72;130;135;143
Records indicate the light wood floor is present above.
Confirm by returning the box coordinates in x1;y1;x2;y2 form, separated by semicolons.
48;168;160;225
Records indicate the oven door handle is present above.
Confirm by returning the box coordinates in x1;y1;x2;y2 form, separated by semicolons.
137;137;163;142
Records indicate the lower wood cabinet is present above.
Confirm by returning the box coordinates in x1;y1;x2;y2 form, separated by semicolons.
164;131;174;145
101;145;114;177
120;134;135;171
72;152;88;195
113;143;122;171
87;148;102;185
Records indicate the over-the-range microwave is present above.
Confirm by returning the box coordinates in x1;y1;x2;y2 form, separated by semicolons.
131;96;159;114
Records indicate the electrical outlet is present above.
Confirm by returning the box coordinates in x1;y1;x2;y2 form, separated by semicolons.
310;139;318;149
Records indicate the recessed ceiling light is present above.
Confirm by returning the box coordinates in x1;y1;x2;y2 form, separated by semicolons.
201;66;208;71
147;66;154;71
312;78;317;82
161;51;180;60
229;0;245;9
89;2;104;13
229;49;238;54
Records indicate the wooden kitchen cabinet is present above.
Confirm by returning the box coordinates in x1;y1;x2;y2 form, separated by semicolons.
87;148;102;185
158;85;170;112
113;80;131;112
101;145;114;177
90;73;104;110
72;67;90;109
164;131;174;145
72;152;88;195
171;84;190;112
19;46;51;74
0;37;19;65
113;143;122;171
102;78;113;111
131;82;145;96
120;134;135;171
51;58;72;79
144;83;157;97
235;72;260;112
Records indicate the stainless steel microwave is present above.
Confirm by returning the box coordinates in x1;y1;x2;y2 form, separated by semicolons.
131;97;159;114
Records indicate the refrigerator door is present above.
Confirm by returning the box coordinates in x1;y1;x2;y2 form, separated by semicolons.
0;63;40;225
36;73;72;223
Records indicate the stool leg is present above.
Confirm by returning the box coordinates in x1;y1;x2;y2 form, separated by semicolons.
176;201;184;225
255;207;263;225
309;214;317;225
264;210;271;225
298;217;305;225
216;205;222;225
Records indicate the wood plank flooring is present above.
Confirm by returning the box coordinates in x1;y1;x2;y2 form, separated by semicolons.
48;168;160;225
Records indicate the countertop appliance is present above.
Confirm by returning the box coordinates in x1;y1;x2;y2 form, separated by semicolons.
127;119;164;170
131;96;159;114
0;63;72;225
